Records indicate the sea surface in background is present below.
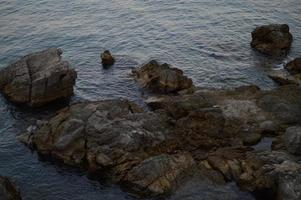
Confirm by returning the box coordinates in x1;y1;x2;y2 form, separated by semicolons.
0;0;300;199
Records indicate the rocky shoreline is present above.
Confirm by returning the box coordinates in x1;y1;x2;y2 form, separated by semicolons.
1;24;301;200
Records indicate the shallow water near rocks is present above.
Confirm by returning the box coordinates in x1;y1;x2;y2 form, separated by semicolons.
0;0;300;199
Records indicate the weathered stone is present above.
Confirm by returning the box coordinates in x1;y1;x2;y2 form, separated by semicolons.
251;24;293;56
0;48;77;107
284;126;301;155
0;176;22;200
133;60;194;94
101;50;115;66
125;153;195;196
243;133;262;146
285;58;301;75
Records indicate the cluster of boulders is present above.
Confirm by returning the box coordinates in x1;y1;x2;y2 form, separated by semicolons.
18;84;301;199
0;176;22;200
0;22;300;199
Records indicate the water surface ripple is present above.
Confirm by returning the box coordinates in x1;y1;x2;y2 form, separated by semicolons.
0;0;300;199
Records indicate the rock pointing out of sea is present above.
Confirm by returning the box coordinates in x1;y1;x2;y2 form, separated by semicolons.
0;176;22;200
0;48;77;107
133;60;194;94
251;24;293;56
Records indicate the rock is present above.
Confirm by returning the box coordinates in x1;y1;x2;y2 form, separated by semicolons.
125;153;195;196
243;133;262;146
277;173;301;200
268;70;301;86
285;58;301;75
21;99;193;196
0;48;77;107
101;50;115;66
133;60;194;94
284;126;301;155
0;176;22;200
251;24;293;56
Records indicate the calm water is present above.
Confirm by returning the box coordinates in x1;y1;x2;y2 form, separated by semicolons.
0;0;300;199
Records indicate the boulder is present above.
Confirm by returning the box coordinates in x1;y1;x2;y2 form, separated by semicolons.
285;58;301;75
251;24;293;56
0;176;22;200
133;60;194;94
101;50;115;66
284;126;301;155
0;48;77;107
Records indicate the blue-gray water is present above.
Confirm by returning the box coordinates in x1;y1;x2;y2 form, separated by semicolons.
0;0;300;199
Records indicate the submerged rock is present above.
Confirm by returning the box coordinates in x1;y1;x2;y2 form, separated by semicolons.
251;24;293;56
0;48;77;107
0;176;22;200
101;50;115;66
285;58;301;75
284;126;301;155
133;60;194;94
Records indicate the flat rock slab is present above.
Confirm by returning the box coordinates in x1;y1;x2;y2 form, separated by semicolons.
0;48;77;107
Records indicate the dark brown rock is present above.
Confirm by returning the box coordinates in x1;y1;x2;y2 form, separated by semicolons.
0;176;22;200
101;50;115;66
285;58;301;75
0;48;77;107
133;60;194;94
251;24;293;56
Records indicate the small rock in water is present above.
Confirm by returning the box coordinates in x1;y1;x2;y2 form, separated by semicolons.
101;50;115;66
251;24;293;56
133;60;194;94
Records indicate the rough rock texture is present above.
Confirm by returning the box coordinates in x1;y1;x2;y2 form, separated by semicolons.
285;126;301;155
268;70;301;86
285;58;301;75
19;99;198;196
133;60;194;94
101;50;115;66
20;85;301;197
124;154;195;196
0;48;77;107
0;176;22;200
251;24;293;56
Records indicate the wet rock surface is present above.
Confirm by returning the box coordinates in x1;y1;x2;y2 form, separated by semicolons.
132;60;194;94
0;176;22;200
251;24;293;56
285;126;301;155
0;48;77;107
101;50;115;66
19;83;301;198
285;58;301;75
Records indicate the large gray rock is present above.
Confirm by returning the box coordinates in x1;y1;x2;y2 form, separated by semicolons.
0;48;77;107
251;24;293;56
0;176;22;200
133;60;194;94
285;126;301;155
